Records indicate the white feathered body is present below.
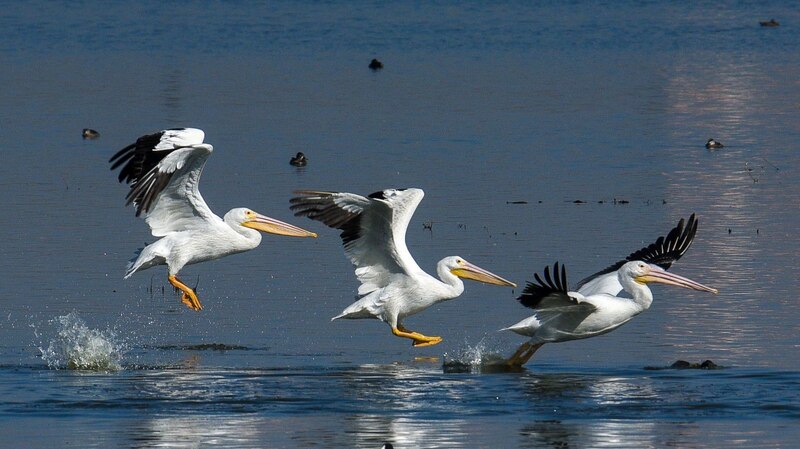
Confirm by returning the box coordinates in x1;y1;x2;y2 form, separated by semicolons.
125;212;263;278
334;259;465;326
503;292;646;343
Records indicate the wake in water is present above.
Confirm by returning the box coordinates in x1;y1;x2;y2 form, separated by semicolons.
442;338;523;373
38;311;126;371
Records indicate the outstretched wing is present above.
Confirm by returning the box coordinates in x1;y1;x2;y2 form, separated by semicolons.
290;188;425;295
109;128;218;236
518;262;595;311
576;214;698;296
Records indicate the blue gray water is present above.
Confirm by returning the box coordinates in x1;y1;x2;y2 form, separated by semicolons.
1;1;799;447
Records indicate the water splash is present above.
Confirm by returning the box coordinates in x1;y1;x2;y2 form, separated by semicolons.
39;311;125;371
442;338;522;373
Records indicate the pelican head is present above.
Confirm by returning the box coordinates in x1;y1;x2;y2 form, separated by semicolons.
624;261;717;293
445;256;517;287
231;208;317;237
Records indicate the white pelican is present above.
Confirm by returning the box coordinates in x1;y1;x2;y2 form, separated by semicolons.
502;214;718;365
109;128;317;311
290;188;516;347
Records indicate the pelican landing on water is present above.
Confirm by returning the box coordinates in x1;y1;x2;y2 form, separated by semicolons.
109;128;317;311
290;188;516;347
502;214;718;366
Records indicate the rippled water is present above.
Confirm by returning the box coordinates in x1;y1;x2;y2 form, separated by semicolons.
1;1;799;447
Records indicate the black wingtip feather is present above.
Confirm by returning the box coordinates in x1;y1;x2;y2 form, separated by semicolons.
109;130;184;215
518;262;570;309
575;214;699;288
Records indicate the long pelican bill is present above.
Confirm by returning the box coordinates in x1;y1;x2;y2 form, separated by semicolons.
243;212;318;238
636;265;718;294
451;260;517;287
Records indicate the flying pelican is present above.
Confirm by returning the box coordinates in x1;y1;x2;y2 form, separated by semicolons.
290;188;516;347
502;214;718;365
109;128;317;311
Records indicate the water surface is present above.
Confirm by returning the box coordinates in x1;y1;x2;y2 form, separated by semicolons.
1;1;799;447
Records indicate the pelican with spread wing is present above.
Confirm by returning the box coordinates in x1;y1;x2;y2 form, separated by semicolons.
109;128;317;311
290;188;516;347
503;214;718;365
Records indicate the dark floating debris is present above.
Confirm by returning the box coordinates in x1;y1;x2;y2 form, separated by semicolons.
705;138;724;149
422;221;433;231
442;354;526;374
290;151;308;167
613;198;629;204
369;58;384;70
572;200;586;204
644;359;722;370
82;128;100;139
760;19;779;27
506;200;528;204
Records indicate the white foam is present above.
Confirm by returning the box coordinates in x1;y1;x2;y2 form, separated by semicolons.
39;311;125;371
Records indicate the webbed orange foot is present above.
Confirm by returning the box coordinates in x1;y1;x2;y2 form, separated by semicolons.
392;326;443;347
168;275;203;311
411;336;443;347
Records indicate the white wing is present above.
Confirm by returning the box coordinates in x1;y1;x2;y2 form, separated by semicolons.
109;128;219;237
291;188;425;295
576;272;622;297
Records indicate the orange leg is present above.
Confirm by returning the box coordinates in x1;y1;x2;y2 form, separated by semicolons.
393;324;443;347
168;275;203;311
505;342;544;366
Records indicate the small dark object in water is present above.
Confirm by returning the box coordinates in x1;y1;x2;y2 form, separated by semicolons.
381;443;394;449
369;58;384;70
82;128;100;139
506;200;528;204
442;358;526;374
644;359;723;370
670;359;720;369
705;138;724;149
290;152;307;167
573;200;586;204
728;228;732;234
760;19;779;27
613;198;629;204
